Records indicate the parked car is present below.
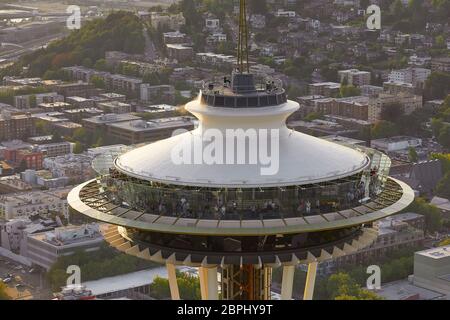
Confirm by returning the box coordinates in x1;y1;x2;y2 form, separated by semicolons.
2;277;12;284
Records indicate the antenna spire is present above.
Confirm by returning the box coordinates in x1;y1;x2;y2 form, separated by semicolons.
237;0;249;73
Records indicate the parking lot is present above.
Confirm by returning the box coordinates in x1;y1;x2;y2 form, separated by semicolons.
0;257;52;300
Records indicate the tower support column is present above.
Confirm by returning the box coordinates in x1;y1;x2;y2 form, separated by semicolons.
199;267;219;300
281;265;295;300
303;262;318;301
166;263;180;300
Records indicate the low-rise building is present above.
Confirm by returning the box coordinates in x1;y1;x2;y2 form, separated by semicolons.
166;44;194;62
371;136;423;153
43;154;93;184
308;82;341;97
14;92;64;109
82;114;142;133
412;246;450;297
140;84;175;104
338;69;371;87
66;96;95;108
34;141;73;158
431;57;450;73
26;224;104;270
0;189;70;220
98;101;132;114
106;117;195;145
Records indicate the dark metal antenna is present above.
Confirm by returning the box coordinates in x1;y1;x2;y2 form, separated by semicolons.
237;0;249;73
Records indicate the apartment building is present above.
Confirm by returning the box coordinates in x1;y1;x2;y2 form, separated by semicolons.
338;69;371;87
140;84;175;104
14;92;64;109
0;112;35;141
308;82;341;97
368;92;423;123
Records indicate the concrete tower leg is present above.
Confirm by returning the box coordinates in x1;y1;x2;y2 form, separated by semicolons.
281;265;295;300
199;267;219;300
166;263;180;300
303;262;318;301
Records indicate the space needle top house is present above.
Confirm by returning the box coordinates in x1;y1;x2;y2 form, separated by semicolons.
68;1;414;300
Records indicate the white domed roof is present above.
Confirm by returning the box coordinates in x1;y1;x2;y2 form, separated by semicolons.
115;100;370;188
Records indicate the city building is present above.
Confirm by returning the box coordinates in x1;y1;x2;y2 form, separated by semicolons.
14;92;64;109
26;224;104;270
388;68;431;88
82;114;142;133
314;96;370;121
106;117;195;145
308;82;341;97
150;12;185;30
0;112;35;141
412;246;450;297
431;57;450;73
383;81;416;95
98;101;132;114
368;92;423;123
104;74;142;98
0;218;58;255
43;154;94;184
0;189;69;220
163;31;188;44
34;141;74;158
52;122;83;136
360;85;383;97
140;84;175;104
338;69;371;87
371;136;423;153
166;44;194;62
66;96;95;108
55;82;99;99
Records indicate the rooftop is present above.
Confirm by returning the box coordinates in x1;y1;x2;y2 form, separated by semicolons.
416;246;450;260
82;267;167;296
84;114;141;124
108;117;194;132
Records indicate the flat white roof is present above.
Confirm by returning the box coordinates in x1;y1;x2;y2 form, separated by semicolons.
416;246;450;260
82;267;167;296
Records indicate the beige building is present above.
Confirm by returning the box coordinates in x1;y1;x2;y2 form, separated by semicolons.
413;246;450;297
369;92;423;123
338;69;371;87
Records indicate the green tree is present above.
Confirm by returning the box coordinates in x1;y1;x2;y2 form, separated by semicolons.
380;103;405;122
371;120;399;139
439;238;450;246
436;172;450;199
0;282;10;300
406;198;442;233
425;72;450;100
408;147;418;163
340;85;361;98
90;75;105;89
73;141;84;154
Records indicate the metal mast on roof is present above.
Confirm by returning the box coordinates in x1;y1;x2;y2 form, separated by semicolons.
237;0;249;74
